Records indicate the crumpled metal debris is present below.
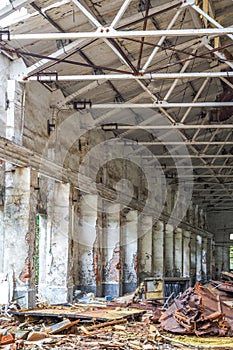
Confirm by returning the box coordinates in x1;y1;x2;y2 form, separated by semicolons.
159;282;233;336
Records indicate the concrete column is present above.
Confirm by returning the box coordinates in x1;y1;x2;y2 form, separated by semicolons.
0;205;4;272
138;215;153;282
206;237;213;281
121;210;138;294
190;232;196;285
3;166;38;308
212;240;216;279
152;220;164;278
164;224;174;276
174;227;182;277
77;194;98;294
215;244;228;277
6;80;24;143
196;234;202;282
183;230;191;277
38;181;73;304
202;237;208;282
102;201;121;297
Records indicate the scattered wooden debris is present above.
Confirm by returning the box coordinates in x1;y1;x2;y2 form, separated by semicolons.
1;282;233;349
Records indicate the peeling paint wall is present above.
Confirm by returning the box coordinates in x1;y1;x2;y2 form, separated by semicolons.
121;210;138;294
0;55;9;136
23;82;51;153
38;181;72;304
174;228;182;276
183;231;191;277
164;224;174;276
190;232;197;284
77;194;98;293
138;215;153;281
3;166;37;307
102;202;121;297
152;221;164;278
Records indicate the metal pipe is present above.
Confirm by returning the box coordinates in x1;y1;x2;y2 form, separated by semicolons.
180;78;210;123
137;141;233;145
101;124;233;130
71;0;100;28
110;0;133;28
192;4;233;42
132;155;233;158
142;9;182;71
4;28;233;41
22;71;233;81
91;102;233;108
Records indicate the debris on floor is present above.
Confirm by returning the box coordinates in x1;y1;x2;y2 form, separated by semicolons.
159;282;233;336
0;312;177;349
1;281;233;349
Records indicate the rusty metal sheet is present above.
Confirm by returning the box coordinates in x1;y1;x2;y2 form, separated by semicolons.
159;282;233;336
211;280;233;294
9;306;145;322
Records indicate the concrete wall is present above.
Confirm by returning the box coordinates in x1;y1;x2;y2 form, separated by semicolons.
0;55;9;137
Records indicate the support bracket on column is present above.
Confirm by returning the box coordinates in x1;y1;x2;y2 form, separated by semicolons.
0;30;10;40
73;100;92;110
36;72;58;81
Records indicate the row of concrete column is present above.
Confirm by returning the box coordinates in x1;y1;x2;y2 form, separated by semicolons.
0;167;214;306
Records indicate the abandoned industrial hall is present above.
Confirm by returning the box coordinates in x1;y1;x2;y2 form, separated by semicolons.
1;0;233;347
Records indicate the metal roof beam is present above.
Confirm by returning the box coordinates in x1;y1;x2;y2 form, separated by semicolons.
137;141;233;145
5;28;233;40
22;71;233;81
181;78;210;123
134;155;233;158
90;102;233;108
110;0;133;28
142;8;182;71
192;3;233;42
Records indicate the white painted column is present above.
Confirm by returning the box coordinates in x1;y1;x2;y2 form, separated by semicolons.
138;215;153;281
6;80;24;143
215;243;229;276
0;204;4;272
196;234;202;282
102;201;121;297
202;237;208;282
121;210;138;294
39;181;73;304
212;240;216;278
174;227;182;277
183;230;191;277
152;220;164;278
206;236;213;281
3;166;38;308
190;232;196;285
77;194;98;294
0;55;9;136
38;214;47;295
164;224;174;276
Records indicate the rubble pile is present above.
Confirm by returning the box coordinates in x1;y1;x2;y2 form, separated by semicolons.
1;280;233;348
0;314;176;349
159;282;233;336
